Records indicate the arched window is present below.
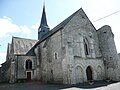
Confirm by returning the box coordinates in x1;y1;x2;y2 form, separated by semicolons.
84;39;89;55
26;60;32;70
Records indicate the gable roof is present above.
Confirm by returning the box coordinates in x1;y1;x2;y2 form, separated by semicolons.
36;8;82;45
6;43;11;61
26;8;82;55
12;37;38;55
26;8;96;55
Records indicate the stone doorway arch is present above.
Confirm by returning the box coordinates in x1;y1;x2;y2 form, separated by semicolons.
86;66;93;81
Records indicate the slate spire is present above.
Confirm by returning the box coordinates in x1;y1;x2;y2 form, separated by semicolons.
40;5;48;26
38;4;49;40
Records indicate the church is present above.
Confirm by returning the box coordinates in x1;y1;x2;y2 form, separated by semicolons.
1;5;120;84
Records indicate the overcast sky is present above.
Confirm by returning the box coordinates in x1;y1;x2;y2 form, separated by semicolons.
0;0;120;65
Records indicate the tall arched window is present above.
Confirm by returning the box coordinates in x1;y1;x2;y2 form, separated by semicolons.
26;60;32;70
84;39;89;55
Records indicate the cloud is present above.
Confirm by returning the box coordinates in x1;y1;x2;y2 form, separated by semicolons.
20;25;31;38
0;16;20;37
0;16;31;38
31;22;39;31
0;16;33;64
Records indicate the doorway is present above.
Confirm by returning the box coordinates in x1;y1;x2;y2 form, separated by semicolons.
27;72;31;81
86;66;93;81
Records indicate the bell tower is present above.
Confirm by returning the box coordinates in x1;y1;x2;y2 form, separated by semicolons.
38;4;49;40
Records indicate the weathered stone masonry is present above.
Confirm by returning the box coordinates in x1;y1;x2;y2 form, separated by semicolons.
1;6;120;84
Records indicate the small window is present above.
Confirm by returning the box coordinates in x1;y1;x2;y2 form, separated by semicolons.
103;31;106;33
51;70;53;74
55;53;57;59
43;30;45;32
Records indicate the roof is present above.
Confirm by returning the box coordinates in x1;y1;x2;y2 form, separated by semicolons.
39;5;48;28
12;37;38;55
26;8;81;55
26;8;96;55
36;8;82;46
6;43;11;61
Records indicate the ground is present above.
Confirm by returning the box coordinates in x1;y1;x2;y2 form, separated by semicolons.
0;81;120;90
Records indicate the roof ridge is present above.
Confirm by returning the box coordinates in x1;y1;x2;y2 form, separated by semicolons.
12;36;38;41
26;8;83;55
50;8;81;31
34;8;82;47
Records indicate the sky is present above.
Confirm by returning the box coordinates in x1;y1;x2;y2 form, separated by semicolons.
0;0;120;65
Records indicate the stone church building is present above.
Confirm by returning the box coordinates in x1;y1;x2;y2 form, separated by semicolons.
1;5;120;84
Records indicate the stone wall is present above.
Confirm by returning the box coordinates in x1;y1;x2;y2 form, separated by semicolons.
17;56;37;80
97;25;120;80
64;9;101;58
40;29;64;83
39;9;105;84
61;10;104;84
62;58;105;84
0;61;11;83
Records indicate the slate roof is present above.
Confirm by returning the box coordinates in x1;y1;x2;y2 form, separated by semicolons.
26;8;82;55
26;8;96;55
36;8;82;46
39;5;49;28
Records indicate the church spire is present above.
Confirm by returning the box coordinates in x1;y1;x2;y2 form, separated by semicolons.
40;4;48;27
38;4;49;40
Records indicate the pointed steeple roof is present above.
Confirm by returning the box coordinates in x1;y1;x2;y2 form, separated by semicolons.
27;8;97;55
38;4;49;40
40;4;48;27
